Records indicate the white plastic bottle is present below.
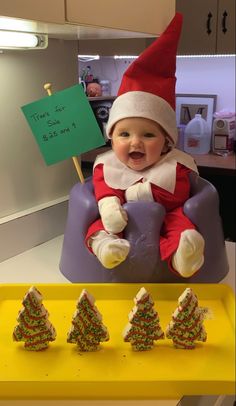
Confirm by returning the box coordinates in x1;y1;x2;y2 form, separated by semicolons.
184;114;211;154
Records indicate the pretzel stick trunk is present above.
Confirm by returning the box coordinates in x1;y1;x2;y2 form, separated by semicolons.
43;83;85;183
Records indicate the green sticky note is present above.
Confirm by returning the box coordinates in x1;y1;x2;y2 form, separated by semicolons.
21;84;105;165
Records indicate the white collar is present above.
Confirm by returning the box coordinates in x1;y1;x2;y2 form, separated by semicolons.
94;148;198;193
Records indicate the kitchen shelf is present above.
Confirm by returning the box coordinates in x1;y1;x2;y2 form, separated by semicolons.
88;96;116;101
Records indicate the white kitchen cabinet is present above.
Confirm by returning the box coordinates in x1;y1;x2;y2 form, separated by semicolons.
0;0;65;24
1;0;176;40
176;0;235;55
66;0;175;35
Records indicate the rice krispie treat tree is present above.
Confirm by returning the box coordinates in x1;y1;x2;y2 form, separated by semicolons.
123;287;164;351
67;289;109;351
166;287;207;349
13;286;56;351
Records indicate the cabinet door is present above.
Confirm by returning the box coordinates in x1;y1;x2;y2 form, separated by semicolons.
176;0;218;54
0;0;65;24
217;0;235;54
66;0;175;35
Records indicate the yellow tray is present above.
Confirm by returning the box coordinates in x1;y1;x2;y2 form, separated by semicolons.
0;283;235;400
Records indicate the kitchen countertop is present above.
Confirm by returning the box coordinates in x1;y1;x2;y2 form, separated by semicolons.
82;149;236;173
0;235;234;290
192;152;236;171
0;235;68;284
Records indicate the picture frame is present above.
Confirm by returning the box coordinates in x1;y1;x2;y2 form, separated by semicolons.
176;94;217;132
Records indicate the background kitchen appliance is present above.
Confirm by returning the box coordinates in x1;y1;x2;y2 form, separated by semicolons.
212;115;235;155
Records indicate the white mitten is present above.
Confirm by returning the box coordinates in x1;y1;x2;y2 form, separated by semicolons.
90;230;130;269
98;196;128;233
125;181;154;202
172;229;205;278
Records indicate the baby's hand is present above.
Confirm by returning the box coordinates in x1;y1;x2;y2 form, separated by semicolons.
125;181;154;202
98;196;128;234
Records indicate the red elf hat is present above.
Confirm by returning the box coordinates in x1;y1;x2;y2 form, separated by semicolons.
106;13;183;146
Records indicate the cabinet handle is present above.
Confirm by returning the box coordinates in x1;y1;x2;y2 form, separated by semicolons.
222;10;228;34
206;12;213;35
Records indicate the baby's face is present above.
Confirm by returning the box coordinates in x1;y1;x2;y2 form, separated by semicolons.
111;117;166;171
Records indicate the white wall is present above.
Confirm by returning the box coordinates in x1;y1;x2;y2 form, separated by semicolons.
79;56;235;112
0;39;79;219
176;56;235;111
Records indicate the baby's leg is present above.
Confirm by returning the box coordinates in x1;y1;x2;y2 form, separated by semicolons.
86;219;130;269
160;207;204;278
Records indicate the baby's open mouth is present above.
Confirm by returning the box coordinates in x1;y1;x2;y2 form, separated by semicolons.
129;152;145;159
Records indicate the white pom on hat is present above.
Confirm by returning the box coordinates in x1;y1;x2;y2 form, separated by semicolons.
106;13;183;146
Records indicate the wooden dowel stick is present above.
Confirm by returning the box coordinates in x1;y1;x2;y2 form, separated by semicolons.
72;157;85;183
71;155;85;183
44;83;52;96
43;83;85;183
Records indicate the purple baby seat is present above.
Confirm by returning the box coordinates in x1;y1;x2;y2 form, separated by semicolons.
60;173;228;283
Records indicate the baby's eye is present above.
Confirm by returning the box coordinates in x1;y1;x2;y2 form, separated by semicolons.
119;131;130;137
144;132;156;138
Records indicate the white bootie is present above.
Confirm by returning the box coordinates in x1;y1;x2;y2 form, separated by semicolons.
172;229;205;278
89;231;130;269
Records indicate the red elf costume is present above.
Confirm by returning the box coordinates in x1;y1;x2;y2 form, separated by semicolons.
85;13;205;277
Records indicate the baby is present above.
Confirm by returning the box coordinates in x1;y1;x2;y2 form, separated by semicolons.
85;13;205;278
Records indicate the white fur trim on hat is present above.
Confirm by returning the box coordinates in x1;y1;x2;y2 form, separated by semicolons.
106;91;178;146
